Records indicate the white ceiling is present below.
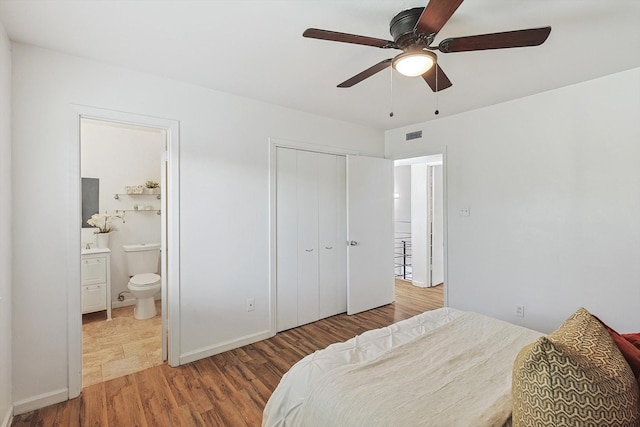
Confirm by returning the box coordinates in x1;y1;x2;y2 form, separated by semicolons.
1;0;639;130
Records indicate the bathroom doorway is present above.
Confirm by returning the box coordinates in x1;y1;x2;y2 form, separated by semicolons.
70;106;180;397
80;118;164;387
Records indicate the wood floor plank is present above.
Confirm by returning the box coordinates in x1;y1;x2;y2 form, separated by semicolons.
178;404;208;427
104;375;149;427
12;281;443;427
135;367;187;427
172;368;215;414
34;404;58;427
79;382;107;427
56;398;82;427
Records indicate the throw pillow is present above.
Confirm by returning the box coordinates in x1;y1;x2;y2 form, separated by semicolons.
596;318;640;385
512;307;640;427
624;333;640;350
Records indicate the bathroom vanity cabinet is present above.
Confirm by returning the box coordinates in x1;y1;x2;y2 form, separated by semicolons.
81;248;112;320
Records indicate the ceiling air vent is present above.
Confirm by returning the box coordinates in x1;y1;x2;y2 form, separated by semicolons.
405;130;422;141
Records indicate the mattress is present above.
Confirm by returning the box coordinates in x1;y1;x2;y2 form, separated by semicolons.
263;307;543;427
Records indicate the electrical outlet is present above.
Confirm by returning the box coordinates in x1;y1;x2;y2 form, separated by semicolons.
247;297;255;312
459;207;470;216
515;304;524;318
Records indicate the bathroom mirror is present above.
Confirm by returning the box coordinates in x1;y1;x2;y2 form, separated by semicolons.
82;177;99;228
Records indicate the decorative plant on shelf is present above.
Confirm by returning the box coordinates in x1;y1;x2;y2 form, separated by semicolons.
145;180;160;194
87;212;123;234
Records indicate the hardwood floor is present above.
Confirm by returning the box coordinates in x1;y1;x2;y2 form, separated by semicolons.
12;280;443;427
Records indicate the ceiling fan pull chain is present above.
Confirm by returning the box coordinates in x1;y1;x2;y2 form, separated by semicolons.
434;60;440;116
389;67;394;118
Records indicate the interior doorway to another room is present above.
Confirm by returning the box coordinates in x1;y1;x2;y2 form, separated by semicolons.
393;155;444;289
79;118;166;388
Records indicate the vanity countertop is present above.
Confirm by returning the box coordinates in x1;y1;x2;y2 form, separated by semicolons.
82;247;111;255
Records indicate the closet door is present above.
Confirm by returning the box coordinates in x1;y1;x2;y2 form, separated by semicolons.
318;153;347;318
296;150;320;326
276;148;299;331
276;147;347;332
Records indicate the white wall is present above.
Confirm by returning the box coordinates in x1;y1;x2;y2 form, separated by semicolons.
393;165;411;224
0;21;12;427
10;43;384;408
81;120;163;306
386;68;640;334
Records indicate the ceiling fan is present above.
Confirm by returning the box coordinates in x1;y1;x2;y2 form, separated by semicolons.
303;0;551;92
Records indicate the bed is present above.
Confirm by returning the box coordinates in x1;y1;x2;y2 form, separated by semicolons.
263;307;543;427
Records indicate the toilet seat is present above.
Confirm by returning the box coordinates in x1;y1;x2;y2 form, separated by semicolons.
129;273;161;287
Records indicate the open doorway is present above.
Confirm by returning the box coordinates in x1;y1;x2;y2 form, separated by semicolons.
80;118;165;387
393;155;444;292
68;106;180;398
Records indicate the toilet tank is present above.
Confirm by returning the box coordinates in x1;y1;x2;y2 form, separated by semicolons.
123;243;160;276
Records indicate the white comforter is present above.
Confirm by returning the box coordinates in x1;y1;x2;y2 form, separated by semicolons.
263;308;542;427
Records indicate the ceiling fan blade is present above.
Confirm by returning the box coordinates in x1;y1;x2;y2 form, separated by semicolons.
438;26;551;53
415;0;465;36
303;28;396;49
337;59;393;88
422;64;453;92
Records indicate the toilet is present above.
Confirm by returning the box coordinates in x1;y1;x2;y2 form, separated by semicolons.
123;243;161;320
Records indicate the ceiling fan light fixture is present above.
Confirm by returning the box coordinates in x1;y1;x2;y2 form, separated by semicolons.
392;50;436;77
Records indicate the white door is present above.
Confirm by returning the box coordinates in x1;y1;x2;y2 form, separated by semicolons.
275;148;346;331
276;148;299;331
296;150;320;326
431;165;444;285
346;155;395;315
318;153;347;318
410;164;429;287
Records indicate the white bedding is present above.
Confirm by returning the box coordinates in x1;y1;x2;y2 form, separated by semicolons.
262;307;543;427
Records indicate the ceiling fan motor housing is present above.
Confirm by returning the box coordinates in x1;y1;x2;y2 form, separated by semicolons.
390;7;430;50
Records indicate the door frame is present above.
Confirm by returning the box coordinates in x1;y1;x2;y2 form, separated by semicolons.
68;105;181;398
387;147;448;307
268;138;359;336
428;163;444;286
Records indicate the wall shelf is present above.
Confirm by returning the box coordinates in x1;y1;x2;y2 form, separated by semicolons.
114;193;160;200
114;193;161;216
115;209;161;215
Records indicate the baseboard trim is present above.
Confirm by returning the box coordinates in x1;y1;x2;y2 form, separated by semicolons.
111;295;161;309
110;298;136;309
411;280;426;288
12;388;68;416
179;330;273;365
1;405;12;427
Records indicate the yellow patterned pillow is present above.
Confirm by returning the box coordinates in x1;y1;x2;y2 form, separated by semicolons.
512;308;640;427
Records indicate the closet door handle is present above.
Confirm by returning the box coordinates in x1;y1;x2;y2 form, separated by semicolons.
325;246;333;250
305;249;314;252
349;241;358;246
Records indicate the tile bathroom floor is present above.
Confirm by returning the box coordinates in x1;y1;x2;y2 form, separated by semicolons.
82;301;163;387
